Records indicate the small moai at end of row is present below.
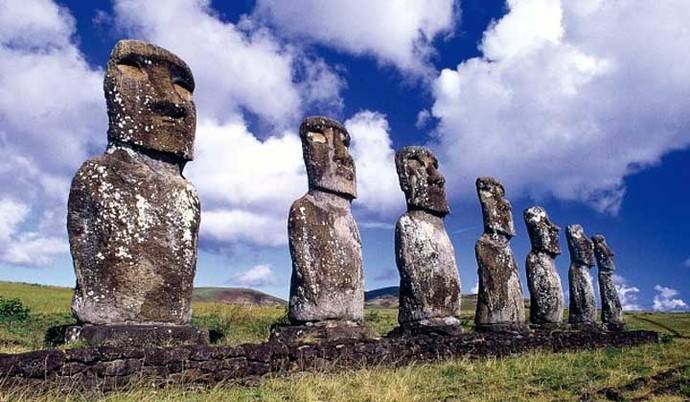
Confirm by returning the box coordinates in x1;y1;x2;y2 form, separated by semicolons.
270;116;375;345
523;207;565;329
63;40;207;347
566;225;600;330
391;146;462;336
593;234;625;331
474;177;528;333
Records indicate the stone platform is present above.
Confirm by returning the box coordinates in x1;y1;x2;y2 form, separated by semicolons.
46;325;209;348
269;321;377;345
0;330;659;391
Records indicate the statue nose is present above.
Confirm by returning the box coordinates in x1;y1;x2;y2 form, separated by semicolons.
334;142;351;162
150;100;187;119
428;169;445;185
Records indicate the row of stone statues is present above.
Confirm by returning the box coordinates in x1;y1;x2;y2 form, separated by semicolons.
283;113;624;338
65;40;624;346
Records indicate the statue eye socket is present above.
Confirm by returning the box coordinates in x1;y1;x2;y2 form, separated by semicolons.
173;77;193;92
340;132;351;147
307;131;326;144
116;56;146;78
173;77;193;101
406;157;423;170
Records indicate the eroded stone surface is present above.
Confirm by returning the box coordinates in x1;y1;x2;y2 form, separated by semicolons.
524;206;565;327
566;225;598;327
105;40;196;160
68;40;199;326
474;177;527;332
593;234;625;331
299;116;356;198
287;117;364;324
269;321;376;346
394;146;449;215
394;147;461;329
63;325;208;348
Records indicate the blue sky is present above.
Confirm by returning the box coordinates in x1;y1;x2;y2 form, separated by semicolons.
1;0;688;312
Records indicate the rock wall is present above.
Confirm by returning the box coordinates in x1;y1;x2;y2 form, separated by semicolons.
0;330;659;390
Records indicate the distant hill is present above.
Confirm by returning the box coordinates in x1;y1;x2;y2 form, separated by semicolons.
365;286;479;312
193;287;286;306
0;282;286;308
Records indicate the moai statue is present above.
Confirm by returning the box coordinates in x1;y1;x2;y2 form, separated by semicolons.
65;40;206;346
272;116;373;344
474;177;528;332
593;234;625;331
523;206;565;328
566;225;598;329
392;146;462;335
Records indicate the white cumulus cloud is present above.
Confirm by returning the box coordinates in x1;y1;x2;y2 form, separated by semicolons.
113;0;344;126
429;0;690;213
347;111;403;216
230;264;277;287
613;274;641;311
0;0;104;267
0;0;402;265
111;0;398;252
254;0;458;76
0;198;67;266
652;285;688;312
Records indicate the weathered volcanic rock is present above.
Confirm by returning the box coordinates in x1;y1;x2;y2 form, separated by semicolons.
287;117;365;325
524;206;565;327
474;177;527;332
394;147;461;330
67;40;200;327
593;234;625;331
566;225;598;328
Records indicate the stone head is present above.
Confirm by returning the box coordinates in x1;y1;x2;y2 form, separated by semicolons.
524;206;561;256
395;146;449;216
299;116;356;199
592;234;615;268
566;224;595;266
476;176;515;237
104;40;196;160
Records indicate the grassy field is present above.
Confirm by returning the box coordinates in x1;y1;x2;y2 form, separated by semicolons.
1;281;689;401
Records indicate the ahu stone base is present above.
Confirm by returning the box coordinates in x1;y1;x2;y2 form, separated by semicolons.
1;330;658;391
269;321;377;345
46;325;209;348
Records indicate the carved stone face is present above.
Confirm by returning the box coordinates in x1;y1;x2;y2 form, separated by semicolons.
566;224;595;266
592;234;615;268
299;116;356;199
524;206;561;255
104;40;196;160
395;146;449;216
476;176;515;237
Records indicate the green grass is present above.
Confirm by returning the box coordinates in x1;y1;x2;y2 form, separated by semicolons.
1;281;689;401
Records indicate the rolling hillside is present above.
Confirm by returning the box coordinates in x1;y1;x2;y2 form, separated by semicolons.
0;282;286;308
365;286;479;312
193;287;286;306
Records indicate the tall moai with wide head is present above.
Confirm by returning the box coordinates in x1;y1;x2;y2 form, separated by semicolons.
274;116;373;344
566;225;598;329
523;206;565;328
393;146;462;335
474;177;527;332
66;40;205;346
593;234;625;331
